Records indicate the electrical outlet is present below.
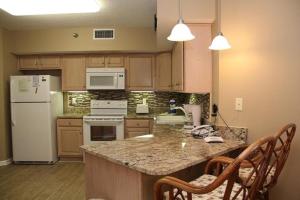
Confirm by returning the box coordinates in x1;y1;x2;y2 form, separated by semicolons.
235;98;243;111
72;97;77;105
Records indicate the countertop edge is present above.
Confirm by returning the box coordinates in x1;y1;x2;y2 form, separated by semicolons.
80;141;246;176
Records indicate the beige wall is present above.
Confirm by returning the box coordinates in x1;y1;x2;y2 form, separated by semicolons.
12;26;157;54
0;28;5;161
0;28;18;161
216;0;300;199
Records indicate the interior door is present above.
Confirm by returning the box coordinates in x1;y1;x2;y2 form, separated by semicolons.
11;102;55;162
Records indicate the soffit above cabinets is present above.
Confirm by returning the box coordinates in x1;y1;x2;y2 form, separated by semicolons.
0;0;156;30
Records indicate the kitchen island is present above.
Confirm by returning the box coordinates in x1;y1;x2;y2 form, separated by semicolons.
81;124;247;200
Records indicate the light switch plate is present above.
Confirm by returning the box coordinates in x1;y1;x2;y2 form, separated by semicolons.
235;98;243;111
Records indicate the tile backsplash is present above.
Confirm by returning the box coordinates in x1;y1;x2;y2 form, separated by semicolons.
64;91;210;119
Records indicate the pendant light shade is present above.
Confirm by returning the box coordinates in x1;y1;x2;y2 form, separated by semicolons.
209;0;231;50
167;19;195;41
167;0;195;41
209;32;231;50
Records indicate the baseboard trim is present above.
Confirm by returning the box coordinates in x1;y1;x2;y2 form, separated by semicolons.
0;158;12;166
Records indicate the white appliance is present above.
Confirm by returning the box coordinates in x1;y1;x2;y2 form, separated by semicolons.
83;100;127;144
86;68;125;90
10;75;63;163
183;104;202;126
136;98;149;114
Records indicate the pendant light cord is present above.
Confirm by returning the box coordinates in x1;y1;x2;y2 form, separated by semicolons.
179;0;182;19
217;0;221;33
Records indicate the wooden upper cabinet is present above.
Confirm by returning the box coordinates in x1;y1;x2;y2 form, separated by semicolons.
106;56;124;67
18;56;39;70
38;55;60;69
172;42;184;91
61;55;86;91
18;55;60;70
126;55;155;90
171;24;212;93
86;55;124;67
86;55;105;67
184;24;212;93
155;53;172;91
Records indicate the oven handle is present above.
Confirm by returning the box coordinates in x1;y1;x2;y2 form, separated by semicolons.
84;119;124;123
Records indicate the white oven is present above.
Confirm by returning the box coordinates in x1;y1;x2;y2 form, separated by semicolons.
86;68;125;90
83;116;124;144
83;100;127;144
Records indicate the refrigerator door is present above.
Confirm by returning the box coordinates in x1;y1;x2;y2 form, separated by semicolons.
11;102;57;162
10;75;51;102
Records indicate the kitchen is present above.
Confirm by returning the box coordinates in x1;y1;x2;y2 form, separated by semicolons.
0;0;300;200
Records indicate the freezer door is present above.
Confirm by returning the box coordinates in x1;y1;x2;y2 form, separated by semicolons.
10;75;51;102
11;102;57;162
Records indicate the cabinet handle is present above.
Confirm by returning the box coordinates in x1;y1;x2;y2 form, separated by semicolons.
68;122;71;125
137;123;140;126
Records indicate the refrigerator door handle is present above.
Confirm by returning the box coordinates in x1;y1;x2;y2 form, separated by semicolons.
11;104;16;126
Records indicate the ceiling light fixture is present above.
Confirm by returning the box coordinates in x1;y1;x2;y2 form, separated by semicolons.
0;0;101;16
209;0;231;50
167;0;195;41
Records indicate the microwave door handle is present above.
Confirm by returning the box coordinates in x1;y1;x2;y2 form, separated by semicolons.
114;75;118;88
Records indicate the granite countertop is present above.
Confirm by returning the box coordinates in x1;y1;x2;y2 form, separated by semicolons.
126;113;155;119
58;112;156;119
57;113;87;119
80;124;246;176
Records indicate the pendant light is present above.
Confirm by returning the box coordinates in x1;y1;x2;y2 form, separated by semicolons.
209;0;231;50
167;0;195;41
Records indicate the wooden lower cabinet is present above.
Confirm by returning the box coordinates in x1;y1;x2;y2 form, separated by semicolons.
125;119;153;138
57;118;83;159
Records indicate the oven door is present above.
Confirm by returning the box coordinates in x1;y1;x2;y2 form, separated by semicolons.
86;72;118;90
83;117;124;144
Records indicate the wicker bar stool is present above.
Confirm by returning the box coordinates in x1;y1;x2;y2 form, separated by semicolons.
154;136;275;200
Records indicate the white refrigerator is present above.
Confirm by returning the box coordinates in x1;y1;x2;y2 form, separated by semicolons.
10;75;63;163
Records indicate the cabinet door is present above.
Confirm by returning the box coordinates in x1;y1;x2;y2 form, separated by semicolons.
171;42;184;91
86;55;105;67
156;53;172;91
126;128;150;138
57;126;83;156
39;55;61;69
62;55;86;91
18;56;39;70
106;56;124;67
184;24;212;93
127;55;154;90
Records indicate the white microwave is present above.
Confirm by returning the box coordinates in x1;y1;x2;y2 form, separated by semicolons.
86;68;125;90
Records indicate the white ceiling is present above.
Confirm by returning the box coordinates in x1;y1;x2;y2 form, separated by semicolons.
0;0;157;30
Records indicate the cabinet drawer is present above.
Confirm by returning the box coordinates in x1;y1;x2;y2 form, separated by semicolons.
127;129;150;138
127;128;150;133
57;119;83;127
126;119;150;128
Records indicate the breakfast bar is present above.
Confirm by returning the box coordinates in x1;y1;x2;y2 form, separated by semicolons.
81;125;247;200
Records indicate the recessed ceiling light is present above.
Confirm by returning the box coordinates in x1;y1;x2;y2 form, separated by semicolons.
0;0;101;16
